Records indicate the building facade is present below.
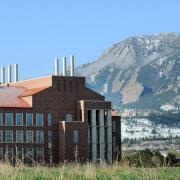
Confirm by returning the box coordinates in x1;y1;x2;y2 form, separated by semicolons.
0;59;121;164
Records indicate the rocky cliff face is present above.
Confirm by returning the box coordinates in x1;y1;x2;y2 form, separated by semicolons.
76;33;180;110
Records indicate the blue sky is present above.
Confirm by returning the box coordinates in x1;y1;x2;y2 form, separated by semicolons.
0;0;180;80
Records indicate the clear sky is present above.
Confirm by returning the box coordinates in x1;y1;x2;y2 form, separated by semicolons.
0;0;180;80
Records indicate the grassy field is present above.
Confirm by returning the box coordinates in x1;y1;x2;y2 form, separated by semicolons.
0;163;179;180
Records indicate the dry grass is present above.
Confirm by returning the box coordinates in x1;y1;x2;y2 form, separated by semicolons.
0;163;179;180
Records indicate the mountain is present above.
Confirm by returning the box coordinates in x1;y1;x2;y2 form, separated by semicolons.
76;33;180;110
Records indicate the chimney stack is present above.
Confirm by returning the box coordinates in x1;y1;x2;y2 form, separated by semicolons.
70;55;74;77
14;64;18;82
1;67;5;85
63;57;66;76
8;65;12;83
54;58;59;76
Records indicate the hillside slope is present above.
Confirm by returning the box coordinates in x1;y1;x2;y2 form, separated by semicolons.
76;33;180;110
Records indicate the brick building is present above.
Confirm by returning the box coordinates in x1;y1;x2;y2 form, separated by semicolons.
0;56;121;164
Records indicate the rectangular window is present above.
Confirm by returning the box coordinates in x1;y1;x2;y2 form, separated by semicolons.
48;131;52;142
16;130;23;143
36;147;44;163
36;131;44;143
26;131;33;143
48;114;52;126
0;113;3;125
25;147;33;164
0;147;3;161
66;113;73;122
16;113;23;126
26;113;33;126
17;147;24;161
73;130;78;144
36;114;43;126
6;130;13;143
7;147;13;162
0;131;3;142
5;113;13;126
113;121;116;132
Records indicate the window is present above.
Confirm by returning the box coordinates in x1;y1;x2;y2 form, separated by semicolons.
16;130;23;143
5;113;13;126
113;121;116;132
36;147;44;163
36;114;43;126
48;114;52;126
66;113;73;122
6;130;13;143
48;131;52;142
7;147;13;162
25;147;33;164
0;131;3;142
26;131;33;143
73;130;78;144
17;148;24;161
36;131;44;143
0;113;3;125
0;147;3;161
16;113;23;126
26;114;33;126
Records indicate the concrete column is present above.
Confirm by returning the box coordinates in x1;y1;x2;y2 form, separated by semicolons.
14;64;18;82
8;65;12;83
99;110;105;161
107;110;112;162
63;57;66;76
54;58;59;76
91;110;97;162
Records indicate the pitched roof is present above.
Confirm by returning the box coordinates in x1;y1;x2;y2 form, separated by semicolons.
0;76;52;108
0;86;30;108
19;86;49;97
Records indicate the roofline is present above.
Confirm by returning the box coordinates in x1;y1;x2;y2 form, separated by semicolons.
9;75;52;85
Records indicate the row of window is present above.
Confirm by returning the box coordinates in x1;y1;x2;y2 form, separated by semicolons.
0;113;52;126
0;130;52;143
0;147;45;163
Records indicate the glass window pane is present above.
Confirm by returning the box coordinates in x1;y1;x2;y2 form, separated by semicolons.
6;130;13;143
66;113;73;122
16;113;23;126
26;131;33;143
73;130;78;144
0;131;3;142
5;113;13;126
16;130;23;143
48;131;52;142
36;131;44;143
48;114;52;126
0;113;3;126
36;114;43;126
26;114;33;126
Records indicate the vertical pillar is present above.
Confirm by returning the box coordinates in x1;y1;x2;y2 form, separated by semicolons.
63;57;66;76
70;55;74;77
1;67;5;85
99;110;105;161
91;110;97;162
14;64;18;82
54;58;59;76
8;65;12;83
107;110;112;163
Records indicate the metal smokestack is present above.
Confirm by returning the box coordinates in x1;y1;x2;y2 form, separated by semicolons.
63;57;66;76
70;55;74;77
8;65;12;83
1;67;5;85
54;58;59;76
14;64;18;82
